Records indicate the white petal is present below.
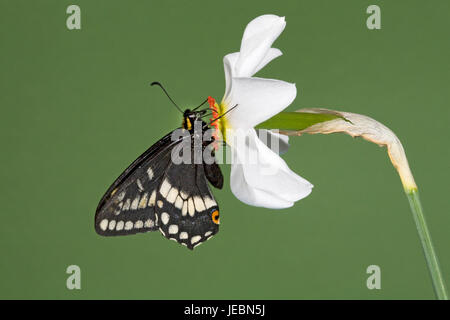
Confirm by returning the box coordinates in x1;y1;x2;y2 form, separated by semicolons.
223;48;282;103
235;15;286;77
256;129;290;155
224;49;282;91
231;162;294;208
229;129;313;208
223;52;239;101
241;15;285;42
225;77;297;129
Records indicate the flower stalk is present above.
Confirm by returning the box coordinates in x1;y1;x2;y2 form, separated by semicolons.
258;109;448;299
406;189;448;300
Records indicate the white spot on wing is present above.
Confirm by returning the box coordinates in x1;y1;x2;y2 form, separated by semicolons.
168;225;178;234
123;199;131;211
161;212;169;225
144;219;154;228
159;179;171;198
147;167;154;180
191;235;201;244
136;179;144;192
157;200;163;208
117;191;125;201
203;196;217;209
193;196;206;212
148;190;156;207
188;198;195;217
204;231;212;237
139;193;148;209
134;220;143;229
131;196;140;210
167;187;178;204
108;220;116;230
182;201;188;216
174;195;183;209
100;219;108;231
179;232;188;240
180;190;188;199
125;221;133;230
116;221;124;231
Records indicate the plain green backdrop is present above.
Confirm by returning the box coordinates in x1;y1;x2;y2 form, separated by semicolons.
0;0;449;299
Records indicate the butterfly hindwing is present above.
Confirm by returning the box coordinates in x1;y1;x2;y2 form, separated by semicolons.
204;162;223;189
95;132;181;236
155;160;220;250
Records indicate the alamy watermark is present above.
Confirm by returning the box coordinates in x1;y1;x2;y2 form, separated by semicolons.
66;5;81;30
66;265;81;290
169;122;283;176
366;5;381;30
366;265;381;290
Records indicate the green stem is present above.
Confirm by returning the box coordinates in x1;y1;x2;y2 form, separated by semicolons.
256;112;342;131
260;110;447;298
406;189;448;299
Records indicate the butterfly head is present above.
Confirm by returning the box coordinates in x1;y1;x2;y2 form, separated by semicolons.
182;109;207;132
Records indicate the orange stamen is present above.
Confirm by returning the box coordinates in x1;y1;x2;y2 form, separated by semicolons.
207;96;220;150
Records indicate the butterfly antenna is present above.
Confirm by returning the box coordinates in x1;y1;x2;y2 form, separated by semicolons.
209;104;238;126
201;111;214;118
192;98;208;111
150;81;183;113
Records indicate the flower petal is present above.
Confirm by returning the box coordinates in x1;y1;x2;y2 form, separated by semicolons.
225;77;297;129
229;129;313;208
231;163;295;208
223;52;239;102
235;15;286;77
223;48;282;101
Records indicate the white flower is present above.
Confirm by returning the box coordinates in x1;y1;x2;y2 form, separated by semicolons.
209;14;313;208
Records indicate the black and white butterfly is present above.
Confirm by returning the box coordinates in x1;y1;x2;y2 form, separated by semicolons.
95;83;226;250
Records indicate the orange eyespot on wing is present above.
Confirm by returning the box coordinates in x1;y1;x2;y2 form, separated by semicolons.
211;210;220;225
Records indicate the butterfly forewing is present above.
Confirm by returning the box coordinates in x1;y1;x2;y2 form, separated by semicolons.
95;132;181;236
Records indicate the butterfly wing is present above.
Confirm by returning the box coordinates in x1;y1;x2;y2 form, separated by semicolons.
95;127;222;250
95;131;181;236
156;159;221;250
204;162;223;189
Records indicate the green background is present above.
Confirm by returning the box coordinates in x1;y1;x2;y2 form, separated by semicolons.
1;0;449;299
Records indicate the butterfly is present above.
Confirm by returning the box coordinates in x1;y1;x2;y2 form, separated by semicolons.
94;82;229;250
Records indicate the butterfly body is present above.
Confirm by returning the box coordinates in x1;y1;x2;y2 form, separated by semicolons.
95;109;223;249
